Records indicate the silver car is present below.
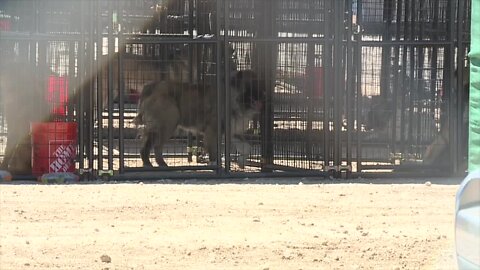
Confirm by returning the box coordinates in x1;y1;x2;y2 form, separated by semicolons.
455;171;480;269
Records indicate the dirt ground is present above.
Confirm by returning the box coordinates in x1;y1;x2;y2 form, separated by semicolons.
0;179;460;270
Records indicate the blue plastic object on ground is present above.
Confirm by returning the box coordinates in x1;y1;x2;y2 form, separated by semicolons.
39;172;79;184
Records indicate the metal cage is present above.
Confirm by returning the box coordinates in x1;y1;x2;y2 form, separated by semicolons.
0;0;471;180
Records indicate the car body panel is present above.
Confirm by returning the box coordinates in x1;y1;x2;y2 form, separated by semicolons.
455;171;480;269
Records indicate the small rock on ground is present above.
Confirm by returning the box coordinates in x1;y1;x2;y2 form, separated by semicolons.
100;255;111;263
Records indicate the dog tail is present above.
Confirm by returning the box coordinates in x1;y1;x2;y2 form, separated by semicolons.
132;113;143;127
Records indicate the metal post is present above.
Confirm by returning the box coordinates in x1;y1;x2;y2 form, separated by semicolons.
88;0;96;171
305;0;317;168
188;0;194;38
78;0;86;170
456;0;466;174
355;0;363;173
380;0;392;103
107;0;114;171
323;0;334;171
429;0;440;120
67;39;76;123
118;0;125;174
85;0;93;170
406;0;416;157
187;0;195;165
381;0;395;157
345;0;354;176
96;0;104;172
259;0;276;172
224;0;232;173
399;0;410;156
333;0;344;174
447;0;457;174
216;0;224;174
391;0;403;163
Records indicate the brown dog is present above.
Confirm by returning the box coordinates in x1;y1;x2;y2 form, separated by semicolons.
0;61;51;174
423;67;470;170
134;70;264;168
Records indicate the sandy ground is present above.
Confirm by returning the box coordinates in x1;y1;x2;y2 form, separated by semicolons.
0;179;460;270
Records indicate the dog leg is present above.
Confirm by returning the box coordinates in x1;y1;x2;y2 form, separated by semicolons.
204;125;218;166
152;115;179;167
0;149;13;171
8;139;32;175
153;146;168;167
232;135;251;169
153;135;168;167
1;129;22;171
140;131;155;167
423;132;447;165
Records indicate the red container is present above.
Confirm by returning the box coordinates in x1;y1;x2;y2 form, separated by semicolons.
31;122;78;176
306;67;324;98
0;19;12;31
47;75;69;116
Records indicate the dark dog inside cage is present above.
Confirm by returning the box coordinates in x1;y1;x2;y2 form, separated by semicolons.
423;67;470;169
363;66;470;169
134;69;264;168
362;91;413;144
0;61;51;175
365;95;394;133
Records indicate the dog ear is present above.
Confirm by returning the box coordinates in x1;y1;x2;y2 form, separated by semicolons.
230;70;243;88
167;47;184;61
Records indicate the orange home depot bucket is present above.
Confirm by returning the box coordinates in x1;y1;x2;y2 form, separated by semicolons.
31;122;78;177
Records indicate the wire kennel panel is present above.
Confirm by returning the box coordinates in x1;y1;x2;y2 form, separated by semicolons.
119;42;221;171
356;44;449;171
93;0;229;174
353;0;469;175
221;0;342;175
358;0;452;40
106;0;341;175
0;0;89;177
0;0;84;34
270;41;331;172
1;0;471;179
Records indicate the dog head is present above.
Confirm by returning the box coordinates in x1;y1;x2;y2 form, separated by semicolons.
364;95;393;131
166;45;198;83
230;70;265;113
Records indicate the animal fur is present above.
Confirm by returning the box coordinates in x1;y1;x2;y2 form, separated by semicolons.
363;67;469;170
423;67;470;170
75;48;195;111
0;61;51;174
134;69;264;168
